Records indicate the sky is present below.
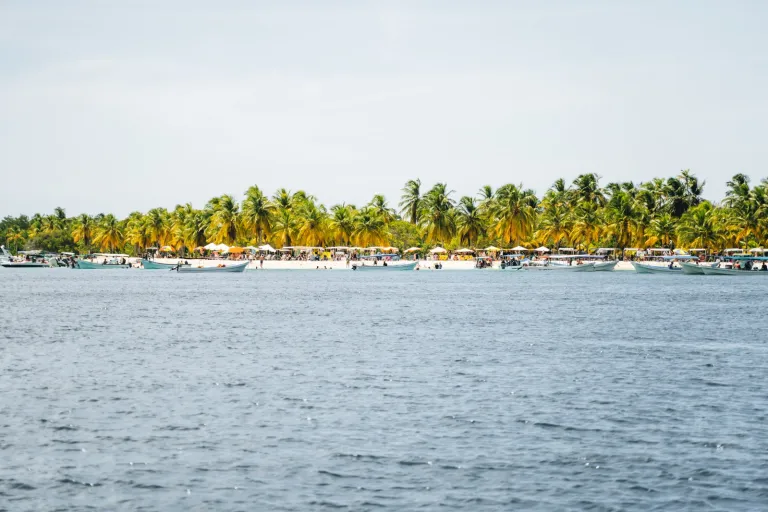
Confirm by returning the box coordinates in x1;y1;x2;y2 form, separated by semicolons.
1;0;767;218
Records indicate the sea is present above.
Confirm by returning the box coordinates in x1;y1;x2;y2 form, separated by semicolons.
1;268;767;511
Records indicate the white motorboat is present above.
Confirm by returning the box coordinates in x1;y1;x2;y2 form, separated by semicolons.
177;262;248;273
593;261;618;272
524;262;596;272
631;262;681;274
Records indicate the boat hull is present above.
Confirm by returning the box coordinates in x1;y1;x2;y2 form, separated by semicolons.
1;262;49;268
524;263;595;272
680;262;712;275
593;261;617;272
700;266;768;276
353;262;418;271
631;262;681;274
177;262;248;273
75;260;130;269
141;259;189;270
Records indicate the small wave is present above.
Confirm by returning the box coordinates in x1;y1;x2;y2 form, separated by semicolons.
53;425;78;431
317;470;351;478
10;482;35;490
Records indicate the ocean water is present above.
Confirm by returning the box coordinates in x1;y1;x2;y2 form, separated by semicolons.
1;268;767;511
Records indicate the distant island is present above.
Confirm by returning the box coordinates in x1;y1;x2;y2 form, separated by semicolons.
1;172;766;255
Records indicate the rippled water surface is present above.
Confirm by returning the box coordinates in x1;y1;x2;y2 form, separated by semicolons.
1;269;767;511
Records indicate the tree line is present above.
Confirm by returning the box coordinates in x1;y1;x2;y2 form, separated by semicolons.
1;172;767;255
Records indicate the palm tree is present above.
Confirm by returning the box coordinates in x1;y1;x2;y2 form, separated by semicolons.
183;210;210;250
723;173;751;211
645;213;676;248
570;202;602;251
398;179;422;224
490;183;537;245
329;204;355;246
72;213;95;252
296;202;328;247
54;207;67;221
605;189;638;249
272;188;294;211
95;214;124;252
368;194;395;225
677;202;723;251
241;185;275;244
352;207;388;247
272;209;297;247
536;202;572;248
145;208;170;248
455;196;485;246
125;212;150;254
206;195;240;244
419;183;455;244
572;173;605;206
6;227;24;252
679;169;705;209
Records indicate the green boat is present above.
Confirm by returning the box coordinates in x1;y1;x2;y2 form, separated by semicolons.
141;259;189;270
75;260;131;269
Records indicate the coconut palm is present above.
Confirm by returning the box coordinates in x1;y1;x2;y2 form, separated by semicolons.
352;207;388;247
572;173;605;207
145;208;170;248
399;179;422;224
368;194;396;225
6;227;24;252
206;195;240;244
296;202;328;247
329;204;356;246
71;213;95;252
272;209;298;247
241;185;275;244
125;212;150;254
645;213;676;248
183;210;210;250
419;183;456;244
94;214;124;252
455;196;485;247
490;183;537;245
677;202;723;251
570;202;602;250
605;189;638;249
536;202;572;248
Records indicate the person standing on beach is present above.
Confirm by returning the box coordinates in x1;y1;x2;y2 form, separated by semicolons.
259;254;264;269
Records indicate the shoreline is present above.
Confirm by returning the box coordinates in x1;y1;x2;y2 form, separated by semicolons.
150;257;638;271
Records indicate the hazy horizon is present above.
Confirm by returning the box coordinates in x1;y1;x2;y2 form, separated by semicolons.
2;1;767;218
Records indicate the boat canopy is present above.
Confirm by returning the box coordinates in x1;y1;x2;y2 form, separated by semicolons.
727;255;768;261
549;254;605;259
662;255;699;261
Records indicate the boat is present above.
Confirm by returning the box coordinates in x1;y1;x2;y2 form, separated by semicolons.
75;260;131;269
2;261;50;268
593;261;618;272
631;261;681;274
141;259;190;270
700;265;768;276
352;261;417;271
524;262;596;272
177;262;248;273
680;261;717;275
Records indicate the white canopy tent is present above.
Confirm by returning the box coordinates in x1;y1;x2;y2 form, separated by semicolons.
258;244;276;252
430;247;447;254
454;248;474;254
203;243;218;250
484;246;501;252
511;245;529;252
404;247;422;253
534;246;550;253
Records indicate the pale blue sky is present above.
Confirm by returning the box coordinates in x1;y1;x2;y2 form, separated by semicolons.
1;0;766;217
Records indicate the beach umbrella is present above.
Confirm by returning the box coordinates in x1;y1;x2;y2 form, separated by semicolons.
430;247;447;254
454;248;474;253
228;247;245;253
215;244;230;252
484;246;501;252
160;245;174;252
511;245;528;252
404;247;422;253
534;246;550;253
204;243;218;250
